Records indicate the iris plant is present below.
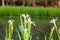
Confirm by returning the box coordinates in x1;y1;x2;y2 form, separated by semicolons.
18;14;36;40
49;17;59;40
5;20;14;40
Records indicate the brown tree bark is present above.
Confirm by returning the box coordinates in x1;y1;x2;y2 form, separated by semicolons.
41;0;48;6
44;0;48;6
22;0;25;6
32;0;36;6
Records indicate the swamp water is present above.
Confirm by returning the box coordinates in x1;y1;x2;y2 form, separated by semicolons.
0;16;60;40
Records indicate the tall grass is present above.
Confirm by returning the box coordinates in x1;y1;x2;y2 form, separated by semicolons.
0;6;60;17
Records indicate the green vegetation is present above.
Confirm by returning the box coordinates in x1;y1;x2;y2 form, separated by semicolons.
5;20;14;40
4;14;35;40
0;6;60;40
17;14;32;40
47;17;60;40
0;6;60;17
0;14;60;40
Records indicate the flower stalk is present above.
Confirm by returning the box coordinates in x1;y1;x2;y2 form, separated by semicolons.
49;17;59;40
5;20;14;40
18;14;36;40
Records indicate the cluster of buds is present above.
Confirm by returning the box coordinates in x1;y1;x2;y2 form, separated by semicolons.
21;14;36;27
8;20;14;24
50;17;58;24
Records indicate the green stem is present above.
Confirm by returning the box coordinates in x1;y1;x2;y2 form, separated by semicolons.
24;17;26;40
5;23;14;40
28;18;31;40
45;35;47;40
17;32;21;40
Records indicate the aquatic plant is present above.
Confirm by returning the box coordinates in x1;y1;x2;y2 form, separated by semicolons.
49;17;59;40
17;14;36;40
5;20;14;40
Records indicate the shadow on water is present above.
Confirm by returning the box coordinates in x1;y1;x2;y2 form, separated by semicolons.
0;16;60;40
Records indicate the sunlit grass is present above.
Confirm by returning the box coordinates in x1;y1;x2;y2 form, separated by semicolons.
0;6;60;17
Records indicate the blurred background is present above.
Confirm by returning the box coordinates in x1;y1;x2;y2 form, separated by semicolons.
0;0;60;7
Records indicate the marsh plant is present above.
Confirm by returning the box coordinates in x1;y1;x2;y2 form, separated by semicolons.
4;14;35;40
49;17;60;40
16;14;36;40
5;20;14;40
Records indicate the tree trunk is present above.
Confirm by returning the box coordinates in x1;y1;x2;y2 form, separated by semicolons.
2;0;4;6
32;0;36;6
22;0;25;6
58;0;60;7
